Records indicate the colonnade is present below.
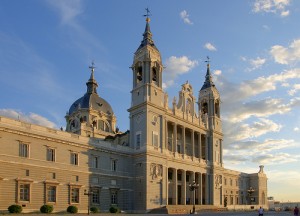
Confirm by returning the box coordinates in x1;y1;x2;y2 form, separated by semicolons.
166;168;211;206
166;121;208;161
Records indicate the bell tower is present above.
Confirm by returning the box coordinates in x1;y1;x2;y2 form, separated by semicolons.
198;57;223;165
130;13;164;109
128;11;165;151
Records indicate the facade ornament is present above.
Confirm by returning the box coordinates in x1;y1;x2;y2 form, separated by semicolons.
215;174;222;189
150;163;162;180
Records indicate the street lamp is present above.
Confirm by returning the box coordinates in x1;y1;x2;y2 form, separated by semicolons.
247;187;255;205
84;188;94;215
189;180;199;214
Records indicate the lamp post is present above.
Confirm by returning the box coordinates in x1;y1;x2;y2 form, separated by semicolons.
189;180;199;214
84;188;94;215
247;187;255;205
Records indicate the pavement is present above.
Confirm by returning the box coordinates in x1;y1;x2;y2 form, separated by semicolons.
3;211;294;216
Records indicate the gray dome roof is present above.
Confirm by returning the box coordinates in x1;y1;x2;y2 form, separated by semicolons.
68;64;114;116
69;93;114;116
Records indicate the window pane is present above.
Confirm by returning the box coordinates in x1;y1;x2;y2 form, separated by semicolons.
19;184;30;201
47;186;56;202
71;188;79;203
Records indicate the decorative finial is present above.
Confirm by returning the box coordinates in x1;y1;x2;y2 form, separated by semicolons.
89;61;96;73
205;56;210;67
144;8;151;22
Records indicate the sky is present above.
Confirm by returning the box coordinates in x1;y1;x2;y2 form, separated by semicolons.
0;0;300;202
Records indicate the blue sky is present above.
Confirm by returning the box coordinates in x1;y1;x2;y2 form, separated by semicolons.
1;0;300;202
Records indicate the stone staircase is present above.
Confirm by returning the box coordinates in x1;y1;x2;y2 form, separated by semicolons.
148;205;227;214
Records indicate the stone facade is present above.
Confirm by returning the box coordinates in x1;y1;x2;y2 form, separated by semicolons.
0;17;267;213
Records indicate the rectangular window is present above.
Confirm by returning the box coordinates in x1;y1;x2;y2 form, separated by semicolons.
47;185;56;202
168;172;173;180
70;152;79;165
71;188;80;203
111;159;117;171
177;173;182;181
152;131;159;147
19;184;30;201
136;132;141;149
72;175;79;182
19;143;29;158
92;188;100;204
47;148;56;162
25;169;30;177
111;191;117;204
92;177;99;184
91;156;99;168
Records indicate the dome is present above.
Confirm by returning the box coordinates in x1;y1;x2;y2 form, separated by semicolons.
69;93;114;116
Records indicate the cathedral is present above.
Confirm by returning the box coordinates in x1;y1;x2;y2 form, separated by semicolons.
0;16;267;213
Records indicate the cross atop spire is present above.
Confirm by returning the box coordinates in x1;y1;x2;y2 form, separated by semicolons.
205;56;210;65
201;56;215;90
136;8;158;52
86;61;98;94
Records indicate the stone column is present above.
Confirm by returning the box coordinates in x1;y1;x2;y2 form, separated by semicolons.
198;172;202;205
190;172;195;205
205;135;208;161
198;132;202;160
165;120;168;151
173;169;177;205
191;129;195;159
173;123;177;153
182;170;186;205
166;166;169;205
182;126;185;156
220;139;223;165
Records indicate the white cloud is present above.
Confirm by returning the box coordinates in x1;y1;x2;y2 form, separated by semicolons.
249;57;266;70
216;68;300;103
180;10;193;25
163;56;198;88
214;70;222;76
241;56;266;71
204;43;217;51
281;10;290;17
270;39;300;64
253;0;291;17
223;139;296;165
47;0;83;25
288;84;300;96
0;109;57;128
46;0;104;57
294;127;300;132
224;98;290;123
224;118;282;141
252;153;297;164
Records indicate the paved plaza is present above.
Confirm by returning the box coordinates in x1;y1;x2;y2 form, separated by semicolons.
5;211;294;216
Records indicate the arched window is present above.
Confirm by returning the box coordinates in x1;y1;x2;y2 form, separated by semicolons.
98;120;110;132
202;102;208;114
215;100;220;117
152;67;157;82
136;66;143;83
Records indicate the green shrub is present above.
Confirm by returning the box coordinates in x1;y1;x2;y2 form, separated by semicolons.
40;204;54;213
109;206;119;213
90;206;99;213
8;205;22;213
67;205;78;214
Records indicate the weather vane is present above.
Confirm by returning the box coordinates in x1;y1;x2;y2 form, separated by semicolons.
144;8;151;19
205;56;210;64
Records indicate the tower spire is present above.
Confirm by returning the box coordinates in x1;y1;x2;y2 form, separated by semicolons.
201;56;215;90
86;61;98;94
136;8;157;51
